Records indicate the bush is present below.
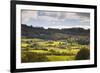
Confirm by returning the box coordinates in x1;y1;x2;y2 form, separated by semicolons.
76;39;89;45
49;49;55;53
21;52;49;63
75;48;90;60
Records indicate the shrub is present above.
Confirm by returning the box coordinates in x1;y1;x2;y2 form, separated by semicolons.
75;48;90;60
21;52;49;63
49;49;55;53
77;39;89;45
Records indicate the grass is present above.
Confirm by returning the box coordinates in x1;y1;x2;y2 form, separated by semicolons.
29;50;49;53
21;38;89;63
47;56;75;61
21;43;29;47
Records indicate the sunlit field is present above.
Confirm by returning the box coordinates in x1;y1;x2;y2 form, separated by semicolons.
21;38;90;63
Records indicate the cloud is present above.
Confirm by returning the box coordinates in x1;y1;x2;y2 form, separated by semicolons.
21;10;90;29
76;13;90;18
21;10;38;24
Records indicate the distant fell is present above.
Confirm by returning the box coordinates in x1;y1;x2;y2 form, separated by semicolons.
21;24;90;40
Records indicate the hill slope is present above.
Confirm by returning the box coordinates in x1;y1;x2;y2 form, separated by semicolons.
21;24;90;40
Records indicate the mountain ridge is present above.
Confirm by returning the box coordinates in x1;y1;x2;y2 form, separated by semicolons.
21;24;90;40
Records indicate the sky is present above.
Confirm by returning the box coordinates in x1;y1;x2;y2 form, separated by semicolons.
21;10;90;29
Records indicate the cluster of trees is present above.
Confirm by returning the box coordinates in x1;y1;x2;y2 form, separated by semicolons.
75;48;90;60
21;24;90;40
21;52;48;62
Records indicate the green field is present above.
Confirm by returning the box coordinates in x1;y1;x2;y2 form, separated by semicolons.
21;38;90;63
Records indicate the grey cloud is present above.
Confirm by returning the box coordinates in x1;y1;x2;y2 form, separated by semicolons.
21;10;90;29
76;13;90;18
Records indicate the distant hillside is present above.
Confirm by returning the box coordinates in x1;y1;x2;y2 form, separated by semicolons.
21;24;90;40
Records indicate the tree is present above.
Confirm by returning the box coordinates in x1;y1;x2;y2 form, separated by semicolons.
75;48;90;60
21;52;49;62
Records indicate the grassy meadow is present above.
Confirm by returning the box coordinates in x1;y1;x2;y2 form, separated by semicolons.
21;38;90;63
